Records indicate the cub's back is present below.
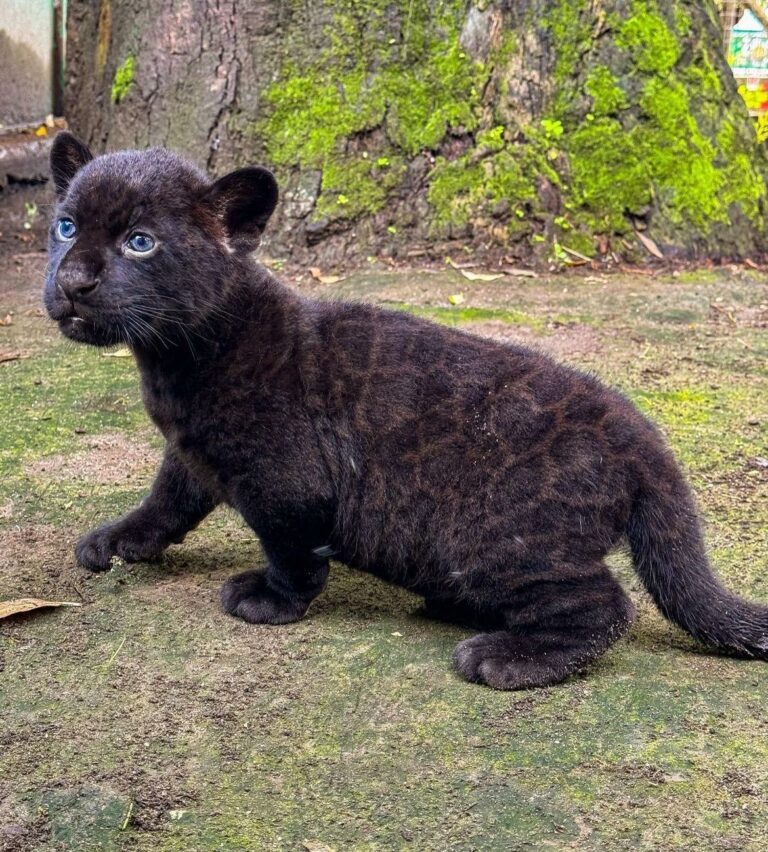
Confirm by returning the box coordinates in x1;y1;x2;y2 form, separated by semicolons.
311;301;651;576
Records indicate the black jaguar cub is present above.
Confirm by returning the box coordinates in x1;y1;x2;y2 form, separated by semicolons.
44;132;768;689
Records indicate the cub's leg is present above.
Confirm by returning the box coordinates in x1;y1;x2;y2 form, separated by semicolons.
423;596;504;630
220;539;330;625
76;449;219;571
454;563;634;690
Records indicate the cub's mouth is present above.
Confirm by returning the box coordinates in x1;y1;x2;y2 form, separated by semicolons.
44;293;114;347
53;310;120;347
58;314;88;334
57;314;97;343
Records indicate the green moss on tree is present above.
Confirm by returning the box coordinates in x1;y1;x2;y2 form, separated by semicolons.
538;0;767;252
545;0;592;90
260;1;482;220
584;67;628;117
616;4;681;74
428;126;541;229
111;55;135;104
253;0;767;258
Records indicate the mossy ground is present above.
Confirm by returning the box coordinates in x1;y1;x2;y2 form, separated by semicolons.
1;219;767;848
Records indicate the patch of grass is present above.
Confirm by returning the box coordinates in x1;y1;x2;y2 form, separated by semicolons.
0;343;148;527
630;384;767;473
0;345;145;477
382;301;547;331
671;269;721;285
25;787;131;850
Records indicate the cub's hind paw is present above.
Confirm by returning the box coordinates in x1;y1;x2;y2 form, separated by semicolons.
454;632;577;691
220;570;308;625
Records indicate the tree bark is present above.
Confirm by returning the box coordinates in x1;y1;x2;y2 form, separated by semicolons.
65;0;768;264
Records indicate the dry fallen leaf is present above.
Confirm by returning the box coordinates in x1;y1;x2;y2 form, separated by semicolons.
103;348;133;358
309;267;343;285
0;598;82;620
460;270;503;282
303;842;336;852
0;314;13;327
447;257;503;281
0;351;26;364
501;267;539;279
448;293;465;305
635;230;664;259
560;245;592;263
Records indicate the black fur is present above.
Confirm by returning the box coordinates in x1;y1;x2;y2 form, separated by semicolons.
43;133;768;689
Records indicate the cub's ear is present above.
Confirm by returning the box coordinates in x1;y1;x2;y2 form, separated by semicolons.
50;132;94;198
206;166;279;252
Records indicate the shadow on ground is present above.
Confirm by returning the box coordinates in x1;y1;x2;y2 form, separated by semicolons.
1;190;767;850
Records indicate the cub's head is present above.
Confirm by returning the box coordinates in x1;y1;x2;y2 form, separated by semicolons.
44;132;278;349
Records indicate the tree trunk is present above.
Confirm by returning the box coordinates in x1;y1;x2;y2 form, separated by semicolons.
65;0;768;265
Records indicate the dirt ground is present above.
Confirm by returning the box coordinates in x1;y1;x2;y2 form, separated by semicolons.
1;185;767;851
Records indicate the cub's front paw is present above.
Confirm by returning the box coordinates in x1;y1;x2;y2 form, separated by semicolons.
75;520;166;572
220;570;308;625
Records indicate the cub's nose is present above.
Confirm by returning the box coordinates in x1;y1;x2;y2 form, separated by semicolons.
56;273;100;301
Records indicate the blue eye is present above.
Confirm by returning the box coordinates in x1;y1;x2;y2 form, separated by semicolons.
126;232;156;255
55;217;77;241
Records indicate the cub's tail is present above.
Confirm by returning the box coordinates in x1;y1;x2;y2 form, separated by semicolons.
627;461;768;659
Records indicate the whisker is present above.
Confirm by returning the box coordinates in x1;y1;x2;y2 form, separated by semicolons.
137;317;173;350
156;290;242;323
129;304;214;350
